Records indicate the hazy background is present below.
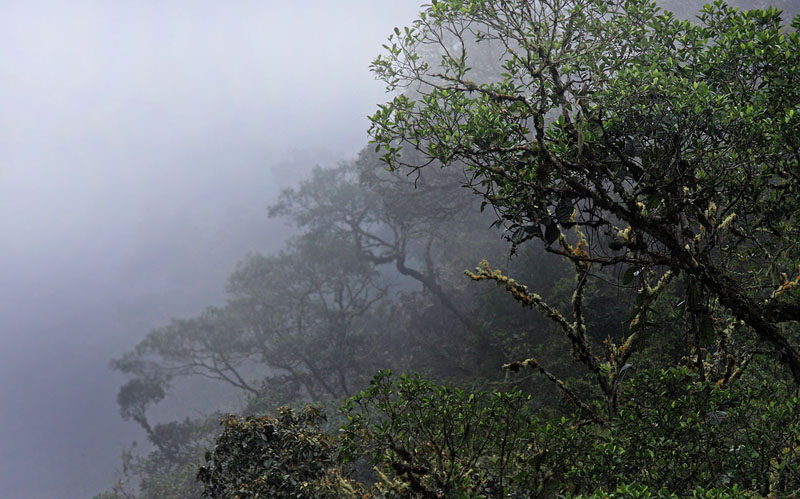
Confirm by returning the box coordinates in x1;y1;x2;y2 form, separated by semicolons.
0;1;421;497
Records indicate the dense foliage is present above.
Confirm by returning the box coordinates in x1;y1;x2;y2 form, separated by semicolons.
99;1;800;497
370;0;800;399
193;369;800;497
196;406;360;498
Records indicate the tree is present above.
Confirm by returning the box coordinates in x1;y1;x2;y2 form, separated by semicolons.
112;231;390;441
369;0;800;410
271;154;485;328
339;371;558;497
107;232;392;497
270;151;516;376
231;231;391;400
106;147;580;497
197;406;363;499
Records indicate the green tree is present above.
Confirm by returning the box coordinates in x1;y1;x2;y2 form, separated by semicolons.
270;153;492;368
113;231;389;411
197;406;363;499
270;151;550;377
107;232;392;498
339;371;563;497
369;0;800;408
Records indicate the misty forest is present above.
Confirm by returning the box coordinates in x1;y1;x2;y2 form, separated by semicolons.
74;0;800;497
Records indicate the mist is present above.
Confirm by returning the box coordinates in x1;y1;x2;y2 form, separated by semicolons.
0;1;422;497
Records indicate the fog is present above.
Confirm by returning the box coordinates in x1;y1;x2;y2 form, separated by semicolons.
0;1;422;497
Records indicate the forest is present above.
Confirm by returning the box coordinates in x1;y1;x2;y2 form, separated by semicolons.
96;0;800;497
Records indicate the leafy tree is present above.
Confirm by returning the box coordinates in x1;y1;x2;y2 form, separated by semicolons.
369;0;800;412
197;406;363;499
105;232;394;498
116;378;166;438
224;231;389;400
189;368;800;497
270;150;571;379
603;368;800;495
339;371;552;497
105;151;579;498
269;152;497;373
113;231;388;417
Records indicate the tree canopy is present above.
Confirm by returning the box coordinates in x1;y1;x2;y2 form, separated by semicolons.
369;0;800;396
